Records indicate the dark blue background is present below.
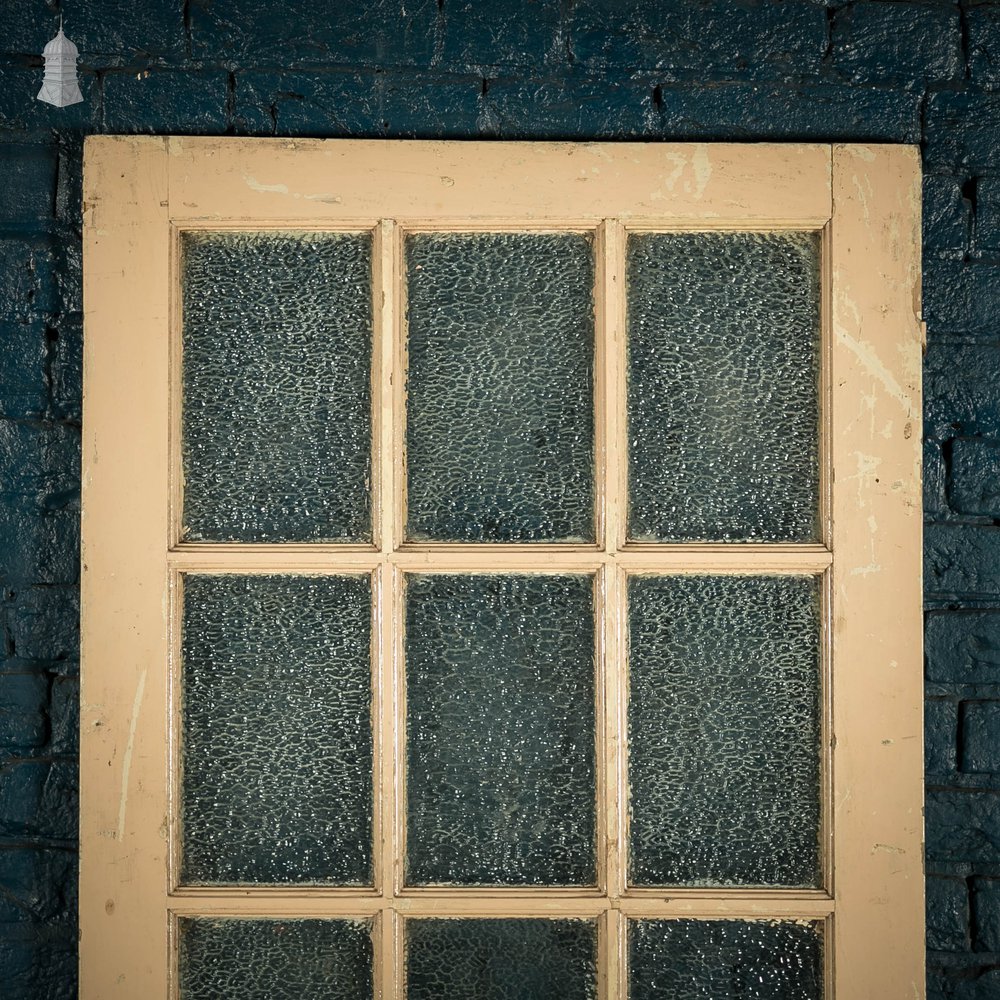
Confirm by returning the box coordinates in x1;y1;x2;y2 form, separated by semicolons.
0;1;995;996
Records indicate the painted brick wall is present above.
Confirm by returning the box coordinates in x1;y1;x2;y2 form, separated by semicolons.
0;1;995;997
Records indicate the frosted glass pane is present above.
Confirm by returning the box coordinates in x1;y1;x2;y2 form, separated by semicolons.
405;232;595;542
179;918;373;1000
181;574;373;884
628;575;821;887
405;574;596;885
627;231;820;542
182;231;372;542
406;919;597;1000
629;920;823;1000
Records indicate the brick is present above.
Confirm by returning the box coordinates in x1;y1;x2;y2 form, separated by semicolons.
924;175;969;260
64;0;185;65
927;698;959;775
927;876;968;952
191;0;438;69
4;588;79;665
570;0;827;78
0;142;57;225
0;421;80;508
976;177;1000;258
927;612;1000;685
969;5;1000;87
926;345;1000;441
926;789;1000;864
0;920;76;1000
925;524;1000;603
951;438;1000;517
0;759;77;841
0;848;75;924
963;701;1000;773
49;314;81;423
381;71;485;138
924;260;1000;338
925;440;950;520
438;0;561;72
102;70;229;135
0;504;79;586
0;66;95;133
974;878;1000;952
925;91;1000;173
831;2;961;84
48;677;77;755
234;71;381;137
650;81;920;142
0;240;56;323
480;74;656;139
0;672;48;750
0;322;47;420
0;4;59;56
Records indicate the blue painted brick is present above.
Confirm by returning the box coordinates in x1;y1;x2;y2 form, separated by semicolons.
927;698;959;775
927;612;1000;685
0;240;56;324
0;673;48;750
0;66;95;133
479;74;656;139
0;849;75;924
924;260;1000;338
926;345;1000;441
0;142;57;226
926;789;1000;864
382;71;485;139
234;71;381;138
925;524;1000;603
926;440;950;520
0;921;77;1000
49;677;77;756
438;0;561;72
925;91;1000;173
927;876;969;952
969;5;1000;88
0;322;47;420
962;701;1000;773
191;0;438;70
65;0;186;66
976;177;1000;258
924;175;969;260
0;422;80;508
832;1;961;85
50;315;82;423
0;760;77;841
102;70;229;135
950;438;1000;517
0;505;79;586
570;0;827;79
974;878;1000;952
5;587;79;665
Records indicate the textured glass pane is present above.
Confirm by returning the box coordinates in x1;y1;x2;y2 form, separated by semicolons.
627;231;820;542
181;574;372;884
629;919;823;1000
628;575;821;887
182;231;372;542
406;919;597;1000
179;918;373;1000
405;574;595;885
405;232;595;542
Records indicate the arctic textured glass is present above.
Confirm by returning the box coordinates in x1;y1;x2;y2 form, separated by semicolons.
178;918;373;1000
628;575;821;887
405;574;596;885
182;230;372;542
629;919;823;1000
626;231;820;542
405;232;595;542
406;919;598;1000
181;574;372;884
